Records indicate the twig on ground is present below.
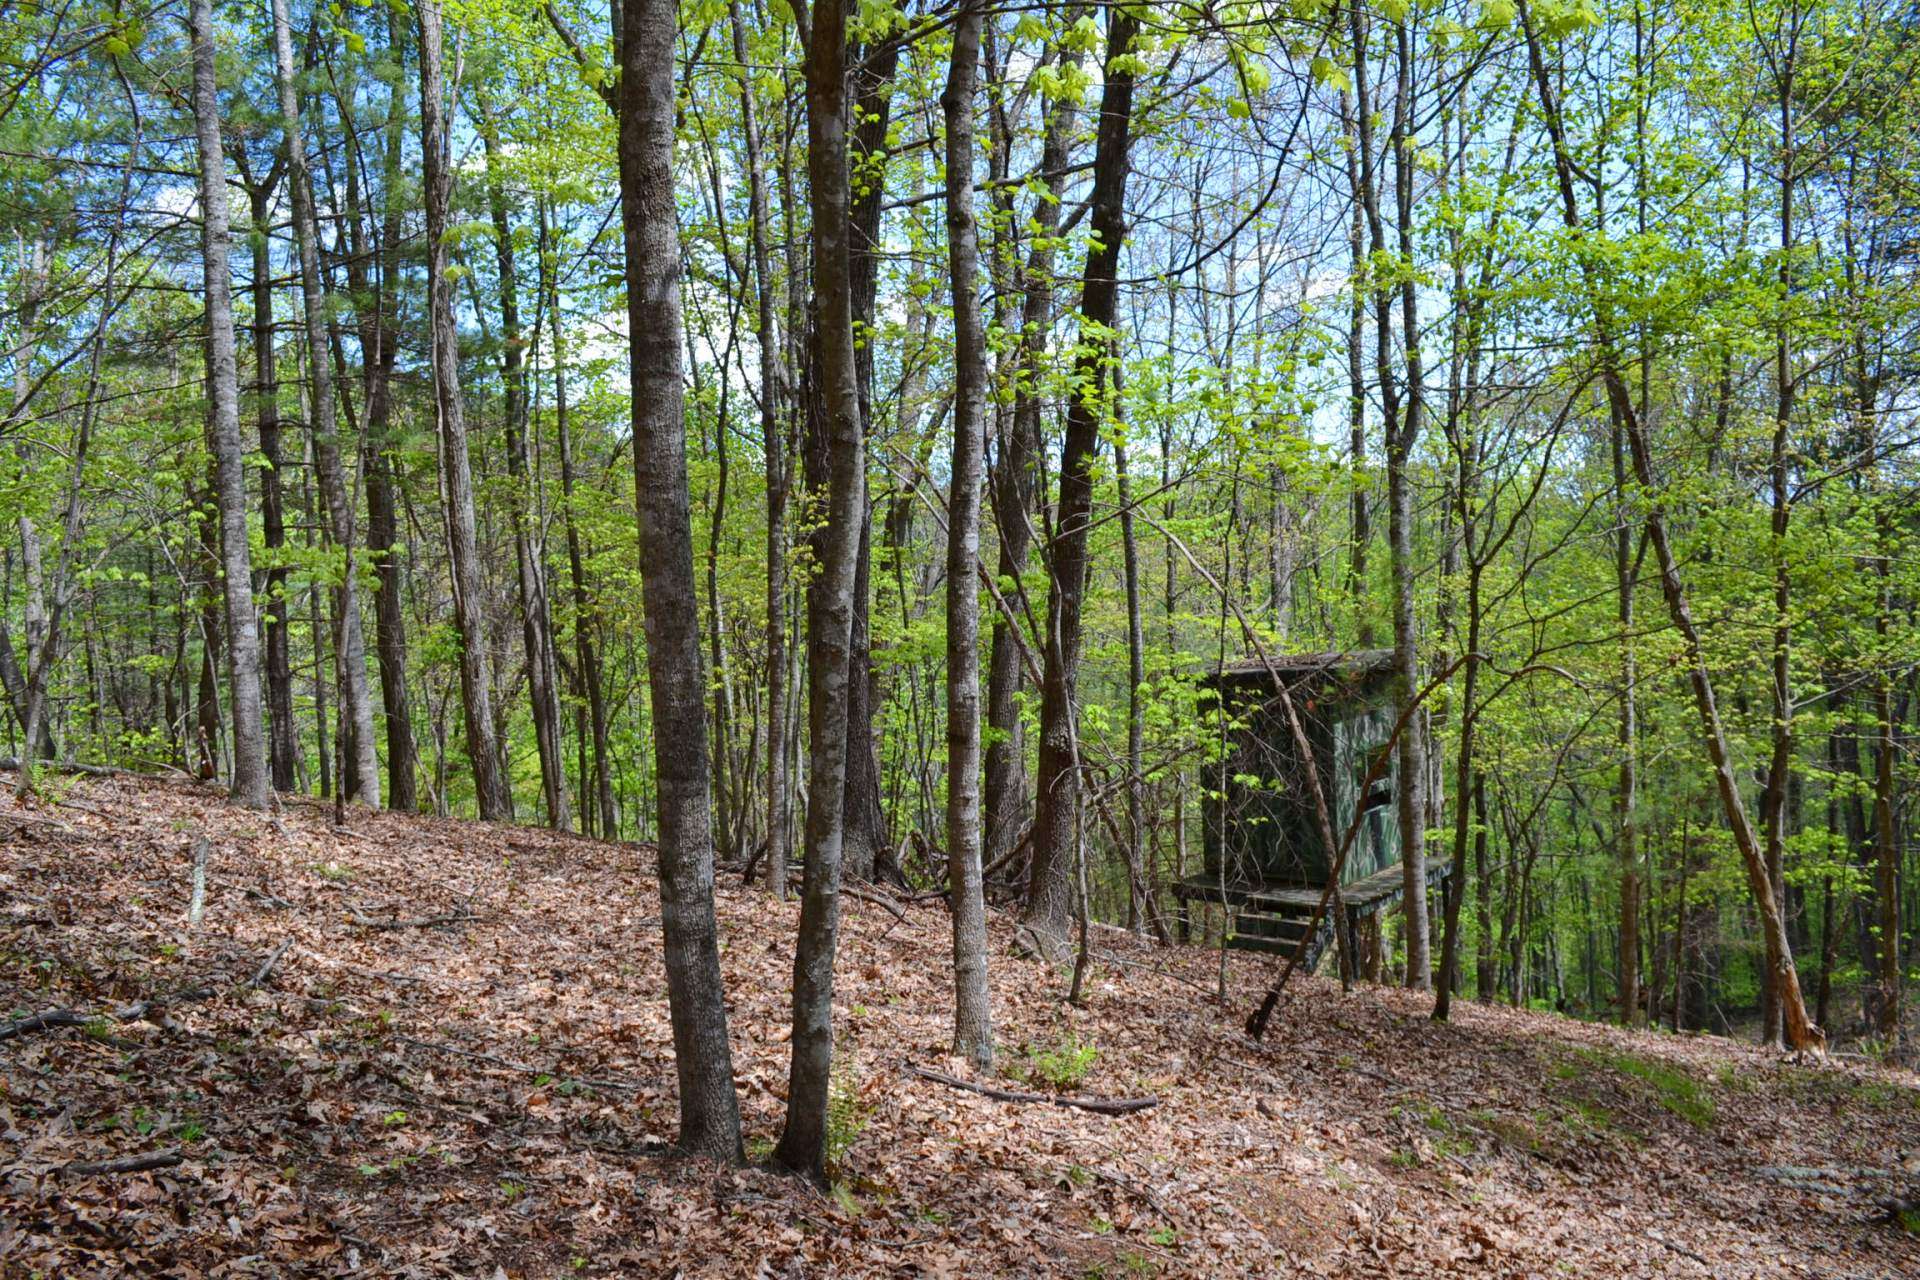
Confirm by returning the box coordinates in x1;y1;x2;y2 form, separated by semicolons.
906;1064;1159;1115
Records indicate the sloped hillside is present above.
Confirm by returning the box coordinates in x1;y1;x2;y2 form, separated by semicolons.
3;770;1917;1277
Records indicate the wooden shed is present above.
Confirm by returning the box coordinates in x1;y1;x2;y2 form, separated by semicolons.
1175;650;1443;969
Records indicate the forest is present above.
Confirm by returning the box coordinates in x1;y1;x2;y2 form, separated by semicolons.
2;0;1919;1271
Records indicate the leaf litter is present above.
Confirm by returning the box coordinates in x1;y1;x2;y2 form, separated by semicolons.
3;770;1917;1277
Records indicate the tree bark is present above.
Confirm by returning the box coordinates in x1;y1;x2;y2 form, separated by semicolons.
187;0;269;809
942;0;994;1069
1387;10;1431;990
243;169;299;794
619;0;743;1161
417;0;511;820
776;0;868;1184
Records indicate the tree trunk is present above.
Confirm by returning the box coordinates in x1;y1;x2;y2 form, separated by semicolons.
541;200;617;839
478;103;570;830
619;0;743;1162
271;0;380;808
1024;9;1138;955
1612;410;1641;1025
1387;12;1430;990
1518;0;1821;1051
984;45;1080;876
244;172;299;794
1872;527;1901;1045
838;38;902;883
1116;432;1153;936
362;0;418;811
941;0;994;1069
728;0;790;894
775;0;868;1184
187;0;269;809
417;0;511;820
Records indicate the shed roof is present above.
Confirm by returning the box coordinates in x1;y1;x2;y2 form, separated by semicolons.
1204;649;1396;686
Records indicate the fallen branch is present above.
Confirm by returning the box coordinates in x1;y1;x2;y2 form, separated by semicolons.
347;909;478;931
842;883;908;921
57;1149;183;1177
906;1064;1159;1116
112;985;215;1022
0;756;120;777
216;879;295;909
0;1009;90;1041
242;937;295;990
187;836;210;927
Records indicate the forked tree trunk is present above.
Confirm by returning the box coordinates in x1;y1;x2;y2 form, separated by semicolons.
941;0;994;1069
619;0;742;1161
187;0;269;809
417;0;511;820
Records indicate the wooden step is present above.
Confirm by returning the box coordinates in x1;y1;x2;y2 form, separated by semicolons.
1226;908;1330;964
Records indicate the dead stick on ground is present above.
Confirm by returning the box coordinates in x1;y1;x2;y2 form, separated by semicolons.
187;836;210;927
347;910;479;931
57;1149;184;1177
907;1065;1159;1115
243;937;295;990
0;1009;89;1041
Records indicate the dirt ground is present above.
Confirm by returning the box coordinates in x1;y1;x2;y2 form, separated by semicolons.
4;769;1917;1277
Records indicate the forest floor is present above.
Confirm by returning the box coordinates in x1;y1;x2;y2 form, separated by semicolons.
4;770;1918;1278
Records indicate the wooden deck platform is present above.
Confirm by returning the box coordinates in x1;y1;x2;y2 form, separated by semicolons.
1173;860;1437;914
